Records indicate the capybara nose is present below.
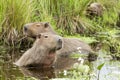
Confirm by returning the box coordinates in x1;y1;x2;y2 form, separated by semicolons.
58;39;62;44
56;38;62;50
24;26;28;32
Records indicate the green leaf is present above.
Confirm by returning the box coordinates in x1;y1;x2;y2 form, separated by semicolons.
97;63;105;70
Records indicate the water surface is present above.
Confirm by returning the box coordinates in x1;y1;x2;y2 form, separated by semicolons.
0;49;120;80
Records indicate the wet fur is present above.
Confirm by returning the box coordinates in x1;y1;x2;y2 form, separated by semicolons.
15;33;62;67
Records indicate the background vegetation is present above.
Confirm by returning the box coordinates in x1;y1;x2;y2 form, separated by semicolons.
0;0;120;58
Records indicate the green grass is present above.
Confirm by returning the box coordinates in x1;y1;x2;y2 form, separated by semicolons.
0;0;33;46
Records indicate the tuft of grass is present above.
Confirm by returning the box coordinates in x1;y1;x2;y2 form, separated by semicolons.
31;0;91;35
0;0;34;46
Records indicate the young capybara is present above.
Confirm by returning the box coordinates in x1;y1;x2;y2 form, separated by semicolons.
15;33;63;67
23;22;98;64
86;2;104;19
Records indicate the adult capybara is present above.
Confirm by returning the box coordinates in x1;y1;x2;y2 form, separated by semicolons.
15;33;62;67
23;22;97;64
86;2;104;19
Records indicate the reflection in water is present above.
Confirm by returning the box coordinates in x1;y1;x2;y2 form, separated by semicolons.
17;52;86;80
20;66;55;80
0;49;120;80
0;50;24;80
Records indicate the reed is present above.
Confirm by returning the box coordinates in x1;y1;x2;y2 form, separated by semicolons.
0;0;33;45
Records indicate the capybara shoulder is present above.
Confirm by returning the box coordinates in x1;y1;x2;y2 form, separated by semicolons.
15;33;62;67
23;22;56;38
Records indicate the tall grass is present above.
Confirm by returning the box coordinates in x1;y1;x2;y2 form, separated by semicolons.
32;0;92;35
0;0;33;45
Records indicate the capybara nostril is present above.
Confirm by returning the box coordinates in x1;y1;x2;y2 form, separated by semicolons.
24;26;28;32
57;39;62;49
58;39;62;44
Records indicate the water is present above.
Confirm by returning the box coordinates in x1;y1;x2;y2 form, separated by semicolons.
0;48;120;80
91;51;120;80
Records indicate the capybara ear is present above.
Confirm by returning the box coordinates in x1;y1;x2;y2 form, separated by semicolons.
37;34;41;39
44;22;49;28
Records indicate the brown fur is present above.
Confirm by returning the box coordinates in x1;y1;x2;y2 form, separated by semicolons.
15;33;62;67
23;22;97;69
86;3;104;19
23;22;56;38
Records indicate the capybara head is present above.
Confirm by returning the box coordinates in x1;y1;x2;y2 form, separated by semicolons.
86;3;103;19
14;33;63;67
35;33;62;51
23;22;56;38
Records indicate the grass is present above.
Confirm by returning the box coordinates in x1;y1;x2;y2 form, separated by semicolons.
0;0;33;46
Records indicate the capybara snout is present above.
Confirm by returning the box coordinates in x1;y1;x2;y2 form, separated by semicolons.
36;33;63;50
56;39;62;50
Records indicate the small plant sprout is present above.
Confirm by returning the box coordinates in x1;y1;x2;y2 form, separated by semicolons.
77;47;82;53
78;57;84;64
63;70;67;76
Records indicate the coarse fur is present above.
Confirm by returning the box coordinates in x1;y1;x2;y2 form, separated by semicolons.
15;33;62;67
86;2;104;19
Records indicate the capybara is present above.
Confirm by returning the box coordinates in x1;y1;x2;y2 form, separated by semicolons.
15;33;63;67
23;22;97;69
86;2;104;19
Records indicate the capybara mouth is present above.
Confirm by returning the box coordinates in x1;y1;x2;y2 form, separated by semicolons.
56;45;62;50
56;43;62;50
31;36;37;39
24;33;36;39
23;29;37;39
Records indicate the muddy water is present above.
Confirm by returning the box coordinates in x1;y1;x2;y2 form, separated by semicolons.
0;49;120;80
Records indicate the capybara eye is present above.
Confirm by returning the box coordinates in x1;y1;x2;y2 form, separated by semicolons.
44;35;48;38
36;24;41;27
